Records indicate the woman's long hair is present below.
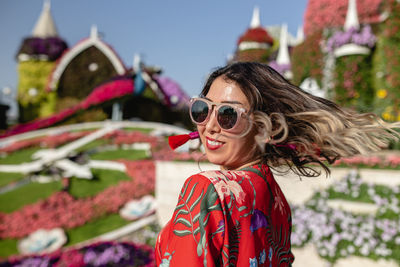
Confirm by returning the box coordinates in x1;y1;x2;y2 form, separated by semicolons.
201;62;400;177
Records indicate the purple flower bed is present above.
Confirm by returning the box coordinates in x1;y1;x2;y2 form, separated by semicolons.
291;170;400;263
2;241;155;267
17;37;68;61
326;25;376;53
268;61;291;76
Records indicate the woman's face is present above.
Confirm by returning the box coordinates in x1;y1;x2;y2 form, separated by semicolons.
198;76;258;170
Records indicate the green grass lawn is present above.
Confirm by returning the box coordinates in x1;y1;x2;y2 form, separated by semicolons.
0;213;132;258
0;173;26;188
122;127;153;133
0;148;40;165
90;149;149;161
0;180;62;213
0;239;18;259
327;183;374;203
330;163;400;171
69;169;131;198
65;213;131;246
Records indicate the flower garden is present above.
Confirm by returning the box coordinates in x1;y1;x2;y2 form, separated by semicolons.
291;170;400;264
0;121;399;266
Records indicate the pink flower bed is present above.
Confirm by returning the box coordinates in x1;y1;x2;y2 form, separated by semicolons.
0;78;134;138
304;0;383;36
104;130;159;147
152;144;205;162
0;160;155;239
333;154;400;168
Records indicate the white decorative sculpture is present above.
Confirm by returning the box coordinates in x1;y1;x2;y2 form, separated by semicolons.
120;195;156;221
18;228;67;255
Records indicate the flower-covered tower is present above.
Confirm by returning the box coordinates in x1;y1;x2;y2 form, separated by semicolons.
234;7;274;62
328;0;376;111
269;24;293;80
16;0;68;122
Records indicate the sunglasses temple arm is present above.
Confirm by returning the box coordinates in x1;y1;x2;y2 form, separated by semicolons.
168;131;199;150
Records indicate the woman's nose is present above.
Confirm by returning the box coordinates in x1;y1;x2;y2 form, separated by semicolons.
205;109;220;133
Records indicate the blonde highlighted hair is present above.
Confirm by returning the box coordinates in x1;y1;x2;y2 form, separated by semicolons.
201;62;400;177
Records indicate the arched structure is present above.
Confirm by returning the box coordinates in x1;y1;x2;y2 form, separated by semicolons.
47;25;126;99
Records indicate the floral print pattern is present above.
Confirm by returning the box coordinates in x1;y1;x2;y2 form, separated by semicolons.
214;179;246;204
156;164;294;266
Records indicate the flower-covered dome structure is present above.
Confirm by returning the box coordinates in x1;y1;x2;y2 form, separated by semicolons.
17;1;67;62
234;7;275;62
232;7;304;76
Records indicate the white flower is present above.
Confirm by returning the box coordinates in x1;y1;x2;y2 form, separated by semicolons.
347;245;355;254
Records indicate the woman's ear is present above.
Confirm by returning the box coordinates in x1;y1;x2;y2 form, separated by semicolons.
254;128;271;155
255;127;271;144
252;111;273;146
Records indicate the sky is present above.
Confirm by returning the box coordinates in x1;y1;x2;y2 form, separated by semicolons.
0;0;308;104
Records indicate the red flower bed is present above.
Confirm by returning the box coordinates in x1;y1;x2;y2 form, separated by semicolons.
238;27;274;45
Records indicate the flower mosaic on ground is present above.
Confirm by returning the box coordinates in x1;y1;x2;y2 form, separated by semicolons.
0;122;202;264
0;122;399;266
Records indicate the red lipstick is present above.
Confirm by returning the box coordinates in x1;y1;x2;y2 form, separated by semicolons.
206;137;224;150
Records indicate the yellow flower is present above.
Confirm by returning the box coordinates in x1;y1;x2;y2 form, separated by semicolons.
377;89;387;99
382;112;395;121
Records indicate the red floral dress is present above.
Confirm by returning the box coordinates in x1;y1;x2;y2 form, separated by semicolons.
155;164;294;267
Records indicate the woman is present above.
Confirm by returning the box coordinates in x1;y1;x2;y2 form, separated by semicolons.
155;62;399;266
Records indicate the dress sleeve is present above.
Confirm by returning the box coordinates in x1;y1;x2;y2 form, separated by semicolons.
156;174;225;267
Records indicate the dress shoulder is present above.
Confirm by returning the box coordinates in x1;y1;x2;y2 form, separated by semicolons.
156;170;226;266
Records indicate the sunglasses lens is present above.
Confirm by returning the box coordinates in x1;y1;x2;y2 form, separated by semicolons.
191;100;209;123
218;105;238;129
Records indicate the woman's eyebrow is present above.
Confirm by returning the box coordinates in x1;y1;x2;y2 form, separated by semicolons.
203;97;243;105
221;100;243;105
